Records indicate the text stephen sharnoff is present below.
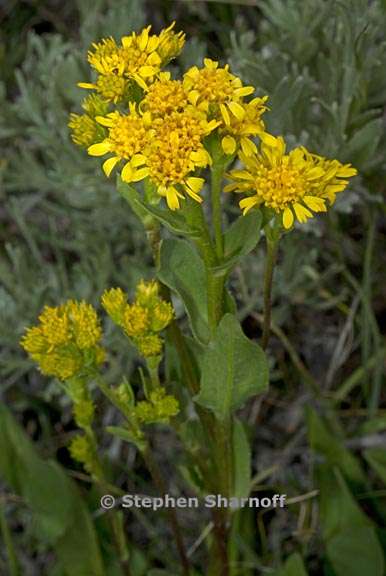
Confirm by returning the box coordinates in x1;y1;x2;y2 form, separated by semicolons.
120;494;287;511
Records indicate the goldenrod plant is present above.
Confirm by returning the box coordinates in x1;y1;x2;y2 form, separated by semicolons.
16;20;359;576
2;2;386;576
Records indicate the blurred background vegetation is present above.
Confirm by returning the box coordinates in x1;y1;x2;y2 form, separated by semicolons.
1;1;386;575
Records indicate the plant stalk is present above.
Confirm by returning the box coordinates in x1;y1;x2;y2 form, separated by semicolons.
261;235;279;350
142;446;191;576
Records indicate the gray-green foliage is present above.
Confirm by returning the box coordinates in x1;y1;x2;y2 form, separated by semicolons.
229;0;386;174
0;1;152;393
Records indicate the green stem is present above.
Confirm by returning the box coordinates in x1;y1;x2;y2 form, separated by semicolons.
142;446;191;576
0;505;20;576
211;164;225;259
261;235;279;350
182;199;225;335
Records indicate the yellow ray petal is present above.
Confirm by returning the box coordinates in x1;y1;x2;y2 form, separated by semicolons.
222;135;237;155
78;82;96;90
240;137;257;157
219;103;231;126
283;207;294;229
234;86;255;97
293;203;312;223
239;197;258;214
121;162;134;182
139;65;157;78
166;187;183;210
95;115;114;127
186;177;204;193
131;167;149;182
88;141;111;156
337;165;357;177
103;156;120;177
303;196;326;212
131;154;147;167
228;101;245;121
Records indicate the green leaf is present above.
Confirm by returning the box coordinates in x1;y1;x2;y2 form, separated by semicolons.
276;553;309;576
343;119;383;169
116;177;153;226
158;238;210;344
213;211;262;274
364;448;386;484
233;419;251;499
117;177;198;237
306;407;365;484
318;466;384;576
195;314;268;419
0;404;105;576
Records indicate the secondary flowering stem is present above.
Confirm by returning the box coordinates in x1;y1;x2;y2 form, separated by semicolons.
261;235;279;350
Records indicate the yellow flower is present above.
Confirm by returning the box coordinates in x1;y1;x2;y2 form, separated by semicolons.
147;109;218;210
123;304;149;337
140;72;188;116
66;301;102;349
68;113;104;148
135;334;163;358
101;282;174;358
79;74;129;104
77;23;184;104
87;105;151;182
183;58;255;126
220;97;269;156
87;37;124;75
151;301;174;332
135;280;159;307
101;287;127;325
225;136;357;228
81;94;110;117
21;301;104;381
157;21;185;64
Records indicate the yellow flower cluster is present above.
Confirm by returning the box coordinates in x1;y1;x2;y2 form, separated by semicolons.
20;301;105;381
78;23;185;101
183;58;268;156
225;136;357;228
70;24;271;210
70;23;357;223
102;281;174;358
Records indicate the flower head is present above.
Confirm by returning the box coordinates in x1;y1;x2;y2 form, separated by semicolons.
183;59;255;126
21;301;105;381
87;105;151;182
101;281;174;358
140;72;188;116
146;109;218;209
68;113;105;148
101;287;127;325
157;22;185;64
81;94;110;117
79;23;184;100
220;97;269;156
225;136;357;228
